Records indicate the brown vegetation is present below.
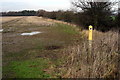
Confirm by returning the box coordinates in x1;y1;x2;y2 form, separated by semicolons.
59;29;119;78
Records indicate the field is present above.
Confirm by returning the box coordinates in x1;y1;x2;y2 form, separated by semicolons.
2;16;81;78
2;16;119;78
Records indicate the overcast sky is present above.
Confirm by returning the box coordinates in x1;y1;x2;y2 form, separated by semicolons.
0;0;119;12
0;0;71;12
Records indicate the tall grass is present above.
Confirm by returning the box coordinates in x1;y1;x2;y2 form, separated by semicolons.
60;29;119;78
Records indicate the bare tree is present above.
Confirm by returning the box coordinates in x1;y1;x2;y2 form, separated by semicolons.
72;0;118;30
36;10;46;17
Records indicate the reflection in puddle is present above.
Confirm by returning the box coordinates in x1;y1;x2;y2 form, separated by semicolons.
21;31;42;36
0;29;3;32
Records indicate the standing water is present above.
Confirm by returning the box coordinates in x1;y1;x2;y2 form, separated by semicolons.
21;31;42;36
0;29;3;32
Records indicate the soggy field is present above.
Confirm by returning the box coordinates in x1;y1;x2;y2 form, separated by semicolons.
2;16;119;78
2;16;81;78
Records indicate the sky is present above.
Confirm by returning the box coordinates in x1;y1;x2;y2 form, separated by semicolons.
0;0;119;12
0;0;71;12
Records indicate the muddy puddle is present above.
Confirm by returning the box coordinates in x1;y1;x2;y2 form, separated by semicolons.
0;29;3;32
21;31;42;36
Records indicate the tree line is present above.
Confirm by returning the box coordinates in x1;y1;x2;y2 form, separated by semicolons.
36;9;119;32
1;10;36;16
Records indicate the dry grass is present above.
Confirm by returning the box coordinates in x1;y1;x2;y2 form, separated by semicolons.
44;17;81;33
25;16;54;26
2;16;23;23
59;29;119;78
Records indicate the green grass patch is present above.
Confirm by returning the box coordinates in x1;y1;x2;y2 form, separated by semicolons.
56;23;79;35
3;58;53;78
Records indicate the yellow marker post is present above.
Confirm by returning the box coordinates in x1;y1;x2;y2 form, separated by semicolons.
87;25;93;66
89;25;93;40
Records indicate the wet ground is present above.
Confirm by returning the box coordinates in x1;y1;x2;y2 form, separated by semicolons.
2;16;81;78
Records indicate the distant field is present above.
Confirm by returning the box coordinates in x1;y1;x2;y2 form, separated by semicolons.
2;16;23;23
